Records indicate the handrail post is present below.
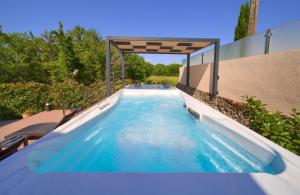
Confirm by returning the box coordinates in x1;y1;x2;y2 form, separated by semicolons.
105;39;111;97
264;29;272;54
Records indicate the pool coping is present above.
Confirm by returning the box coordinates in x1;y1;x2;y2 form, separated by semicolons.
177;88;300;194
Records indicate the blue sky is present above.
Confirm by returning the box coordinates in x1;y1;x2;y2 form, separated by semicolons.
1;0;299;64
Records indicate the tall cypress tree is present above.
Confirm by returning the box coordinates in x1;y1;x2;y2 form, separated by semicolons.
234;2;250;41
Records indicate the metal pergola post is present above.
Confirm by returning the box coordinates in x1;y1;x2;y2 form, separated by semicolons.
211;39;220;96
186;54;190;87
119;51;125;87
105;39;111;97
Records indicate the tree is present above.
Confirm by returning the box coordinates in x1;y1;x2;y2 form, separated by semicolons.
144;62;153;77
57;22;81;79
152;64;168;76
247;0;259;36
166;64;181;76
151;63;181;76
67;26;105;84
0;23;154;84
234;1;250;41
125;54;148;80
0;29;49;83
47;22;82;82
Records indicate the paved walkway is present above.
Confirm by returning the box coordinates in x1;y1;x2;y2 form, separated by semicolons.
0;120;19;127
0;110;72;140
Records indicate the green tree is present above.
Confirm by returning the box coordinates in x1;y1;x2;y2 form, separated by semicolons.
67;25;105;84
152;64;168;76
42;22;81;82
0;29;49;83
144;62;153;77
166;63;181;76
125;54;148;80
0;23;154;85
234;1;250;41
51;22;81;81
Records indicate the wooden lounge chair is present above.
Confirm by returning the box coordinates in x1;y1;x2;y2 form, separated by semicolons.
0;135;28;160
5;123;58;140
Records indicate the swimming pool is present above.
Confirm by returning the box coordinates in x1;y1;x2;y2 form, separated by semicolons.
28;88;280;174
1;86;300;195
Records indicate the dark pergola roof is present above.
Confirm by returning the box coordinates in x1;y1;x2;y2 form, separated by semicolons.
105;36;220;97
108;36;217;54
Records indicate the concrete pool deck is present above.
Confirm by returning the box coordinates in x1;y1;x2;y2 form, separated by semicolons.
0;110;73;140
0;87;300;195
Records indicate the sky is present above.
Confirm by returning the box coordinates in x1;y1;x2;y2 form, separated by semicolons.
1;0;300;64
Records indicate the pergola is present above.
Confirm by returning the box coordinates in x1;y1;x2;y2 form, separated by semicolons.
105;36;220;97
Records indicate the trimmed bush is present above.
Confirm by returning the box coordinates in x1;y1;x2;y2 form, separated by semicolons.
0;80;109;119
0;82;50;119
49;81;90;110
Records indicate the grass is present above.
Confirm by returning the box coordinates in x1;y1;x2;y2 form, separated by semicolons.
144;76;179;86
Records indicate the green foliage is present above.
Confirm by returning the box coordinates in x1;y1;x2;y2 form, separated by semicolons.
243;96;300;155
166;64;181;76
0;82;50;119
151;63;181;76
0;23;184;120
0;81;109;119
0;32;50;83
234;1;250;41
49;22;81;82
0;22;183;85
68;25;106;84
125;54;148;80
49;80;88;109
144;76;178;86
0;23;116;84
152;64;168;76
124;58;181;80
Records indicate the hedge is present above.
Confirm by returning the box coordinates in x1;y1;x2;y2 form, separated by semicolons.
0;82;50;119
0;77;177;119
0;81;108;119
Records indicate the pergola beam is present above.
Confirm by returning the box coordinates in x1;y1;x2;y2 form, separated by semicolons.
107;36;218;43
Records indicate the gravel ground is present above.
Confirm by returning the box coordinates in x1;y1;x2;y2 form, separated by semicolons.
176;84;250;127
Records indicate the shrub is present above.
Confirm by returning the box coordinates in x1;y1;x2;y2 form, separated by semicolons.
144;76;178;86
49;80;88;109
0;80;109;119
0;82;50;119
243;96;300;155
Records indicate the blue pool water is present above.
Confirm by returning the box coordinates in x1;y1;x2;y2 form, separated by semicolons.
28;93;276;173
